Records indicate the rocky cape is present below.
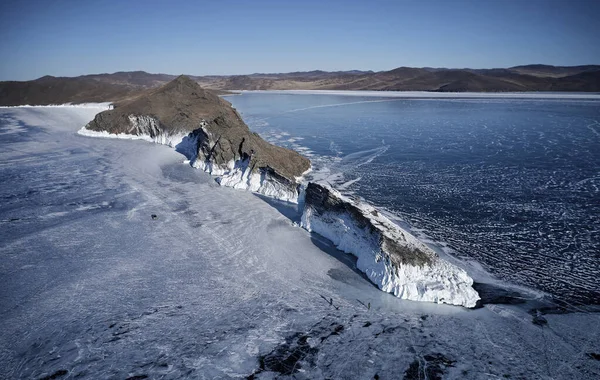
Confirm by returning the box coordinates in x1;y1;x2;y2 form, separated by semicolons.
77;76;480;307
80;75;310;202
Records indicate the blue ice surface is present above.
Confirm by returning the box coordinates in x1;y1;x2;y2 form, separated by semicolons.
228;93;600;306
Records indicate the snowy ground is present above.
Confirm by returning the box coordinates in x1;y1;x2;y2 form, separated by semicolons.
0;106;599;379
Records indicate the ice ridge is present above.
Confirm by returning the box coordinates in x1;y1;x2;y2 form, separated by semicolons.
300;182;480;308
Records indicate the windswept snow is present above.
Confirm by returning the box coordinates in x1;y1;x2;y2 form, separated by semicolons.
0;106;599;379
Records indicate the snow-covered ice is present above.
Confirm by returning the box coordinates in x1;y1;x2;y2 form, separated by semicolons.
0;106;599;379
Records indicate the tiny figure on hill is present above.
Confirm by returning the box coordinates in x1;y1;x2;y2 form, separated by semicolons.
249;149;255;160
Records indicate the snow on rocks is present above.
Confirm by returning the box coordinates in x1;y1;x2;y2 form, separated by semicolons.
79;115;304;202
191;120;303;203
300;182;480;308
78;119;186;148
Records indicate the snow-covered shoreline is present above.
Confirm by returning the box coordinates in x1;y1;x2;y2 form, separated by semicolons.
3;105;599;379
77;126;187;148
78;124;305;203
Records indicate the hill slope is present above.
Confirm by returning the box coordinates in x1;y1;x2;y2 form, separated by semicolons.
0;76;139;106
2;65;599;106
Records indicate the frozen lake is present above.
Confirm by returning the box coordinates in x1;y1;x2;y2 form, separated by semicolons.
0;103;599;379
228;93;600;307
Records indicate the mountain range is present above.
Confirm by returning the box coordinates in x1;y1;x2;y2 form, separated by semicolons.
1;64;599;106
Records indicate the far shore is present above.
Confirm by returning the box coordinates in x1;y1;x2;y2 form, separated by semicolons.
221;89;600;100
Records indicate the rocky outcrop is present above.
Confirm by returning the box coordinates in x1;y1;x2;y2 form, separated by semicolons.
77;76;479;307
80;75;310;201
300;183;480;308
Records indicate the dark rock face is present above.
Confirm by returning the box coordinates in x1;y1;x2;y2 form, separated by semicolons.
83;75;310;186
247;316;346;377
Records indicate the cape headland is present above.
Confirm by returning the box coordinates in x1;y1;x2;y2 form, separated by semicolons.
78;75;480;307
80;75;311;202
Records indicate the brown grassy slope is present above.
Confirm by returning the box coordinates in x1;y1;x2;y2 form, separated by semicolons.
0;76;140;106
81;71;177;87
0;72;234;106
203;66;600;92
509;64;600;78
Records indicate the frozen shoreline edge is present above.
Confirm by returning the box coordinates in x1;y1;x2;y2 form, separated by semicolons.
301;183;480;308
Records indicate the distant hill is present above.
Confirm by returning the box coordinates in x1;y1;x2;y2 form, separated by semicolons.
1;65;599;106
509;64;600;78
0;76;139;106
81;71;177;87
0;72;231;106
199;66;600;92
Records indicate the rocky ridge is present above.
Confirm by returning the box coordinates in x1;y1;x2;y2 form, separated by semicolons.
301;183;480;308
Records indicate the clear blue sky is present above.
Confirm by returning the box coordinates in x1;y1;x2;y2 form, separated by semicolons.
1;0;598;80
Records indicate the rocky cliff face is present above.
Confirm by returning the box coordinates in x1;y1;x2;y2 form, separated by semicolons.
81;76;310;201
300;183;480;308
